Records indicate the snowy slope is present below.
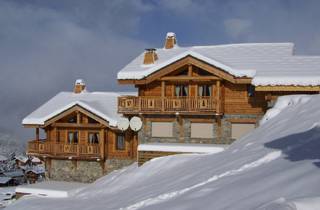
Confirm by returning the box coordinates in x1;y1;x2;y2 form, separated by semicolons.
7;94;320;210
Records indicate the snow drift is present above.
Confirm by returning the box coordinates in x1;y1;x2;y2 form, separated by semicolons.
8;94;320;210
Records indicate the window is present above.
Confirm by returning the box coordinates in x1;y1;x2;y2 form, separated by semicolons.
88;132;99;144
198;85;212;97
231;123;255;139
116;134;125;150
191;123;213;138
88;117;98;124
151;122;173;137
175;85;188;96
247;85;255;97
68;115;77;123
68;131;78;144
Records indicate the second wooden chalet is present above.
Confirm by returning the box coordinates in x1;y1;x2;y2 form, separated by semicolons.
22;80;138;182
117;32;320;164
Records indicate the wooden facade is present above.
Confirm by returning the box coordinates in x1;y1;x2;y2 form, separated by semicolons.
26;105;137;163
118;55;320;165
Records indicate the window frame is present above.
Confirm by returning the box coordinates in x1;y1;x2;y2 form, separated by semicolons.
67;131;78;144
88;132;100;144
116;133;125;150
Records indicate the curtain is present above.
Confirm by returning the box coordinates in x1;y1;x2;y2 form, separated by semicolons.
175;86;180;96
184;85;188;96
208;85;212;96
198;85;203;96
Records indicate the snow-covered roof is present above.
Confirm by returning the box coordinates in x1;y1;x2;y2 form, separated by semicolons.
25;165;45;174
117;43;320;86
3;170;24;178
138;143;226;153
15;181;87;198
15;155;28;163
0;177;12;184
22;91;137;127
0;155;7;162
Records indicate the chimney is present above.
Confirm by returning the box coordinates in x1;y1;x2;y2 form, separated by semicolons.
143;48;158;65
164;32;177;49
74;79;86;94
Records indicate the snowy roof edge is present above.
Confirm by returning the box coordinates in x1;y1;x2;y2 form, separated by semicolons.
22;100;118;127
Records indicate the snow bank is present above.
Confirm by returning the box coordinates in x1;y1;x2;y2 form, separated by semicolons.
8;94;320;210
260;95;312;125
138;143;226;153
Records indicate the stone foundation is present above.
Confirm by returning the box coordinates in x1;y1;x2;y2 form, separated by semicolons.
139;114;262;145
47;158;134;183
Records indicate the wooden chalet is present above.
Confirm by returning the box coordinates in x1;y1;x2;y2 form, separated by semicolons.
22;80;138;182
117;32;320;164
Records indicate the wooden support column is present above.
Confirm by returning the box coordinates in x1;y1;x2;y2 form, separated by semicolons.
36;127;40;141
161;81;165;112
100;128;105;160
216;80;221;114
216;115;222;144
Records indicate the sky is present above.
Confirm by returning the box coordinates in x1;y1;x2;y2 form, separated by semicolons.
0;0;320;140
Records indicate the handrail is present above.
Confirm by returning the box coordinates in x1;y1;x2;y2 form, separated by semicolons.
27;140;101;157
118;96;218;113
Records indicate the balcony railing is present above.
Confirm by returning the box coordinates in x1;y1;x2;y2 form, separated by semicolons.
27;140;101;158
118;96;217;113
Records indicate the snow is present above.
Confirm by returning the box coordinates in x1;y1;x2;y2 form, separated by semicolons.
0;155;7;162
138;143;226;153
117;42;320;86
75;79;85;85
166;32;176;38
22;91;137;127
7;94;320;210
15;181;87;198
31;157;41;163
0;177;12;184
15;155;28;163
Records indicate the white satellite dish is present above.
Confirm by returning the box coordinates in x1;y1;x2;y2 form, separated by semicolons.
129;116;142;131
117;118;129;131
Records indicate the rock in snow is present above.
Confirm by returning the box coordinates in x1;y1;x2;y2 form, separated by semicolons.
7;94;320;210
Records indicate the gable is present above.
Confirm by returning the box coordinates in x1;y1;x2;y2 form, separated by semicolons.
43;105;109;128
119;55;252;85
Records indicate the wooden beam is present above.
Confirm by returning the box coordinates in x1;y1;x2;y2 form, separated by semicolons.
51;123;104;128
216;80;221;114
118;55;252;85
160;76;221;81
36;127;39;141
188;64;192;76
100;128;105;160
255;85;320;91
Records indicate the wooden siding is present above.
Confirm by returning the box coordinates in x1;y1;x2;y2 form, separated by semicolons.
27;111;137;161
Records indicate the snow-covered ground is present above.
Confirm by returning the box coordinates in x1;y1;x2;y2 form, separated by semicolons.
7;94;320;210
15;181;87;198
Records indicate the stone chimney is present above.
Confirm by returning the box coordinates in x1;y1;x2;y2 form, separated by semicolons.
164;32;177;49
143;48;158;65
74;79;86;94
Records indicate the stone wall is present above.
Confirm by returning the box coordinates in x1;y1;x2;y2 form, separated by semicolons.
48;158;134;183
139;114;262;145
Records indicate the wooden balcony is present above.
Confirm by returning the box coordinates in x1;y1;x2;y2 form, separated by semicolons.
27;140;102;160
118;96;219;114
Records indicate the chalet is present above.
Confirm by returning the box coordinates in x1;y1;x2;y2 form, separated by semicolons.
117;32;320;164
22;80;138;182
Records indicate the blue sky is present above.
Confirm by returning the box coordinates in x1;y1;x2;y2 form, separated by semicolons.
0;0;319;138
